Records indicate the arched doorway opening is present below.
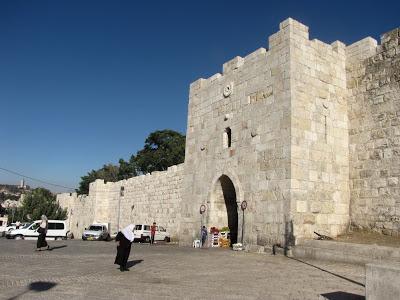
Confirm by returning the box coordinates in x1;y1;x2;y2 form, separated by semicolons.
208;175;238;244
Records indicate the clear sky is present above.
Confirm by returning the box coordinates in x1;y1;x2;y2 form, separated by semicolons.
1;0;399;192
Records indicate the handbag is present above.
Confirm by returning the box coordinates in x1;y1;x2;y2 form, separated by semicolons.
38;227;44;234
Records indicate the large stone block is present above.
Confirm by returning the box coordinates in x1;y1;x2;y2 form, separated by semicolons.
366;262;400;300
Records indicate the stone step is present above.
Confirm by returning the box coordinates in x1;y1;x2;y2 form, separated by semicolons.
292;240;400;265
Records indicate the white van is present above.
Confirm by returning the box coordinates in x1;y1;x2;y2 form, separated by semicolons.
6;220;69;240
133;224;171;243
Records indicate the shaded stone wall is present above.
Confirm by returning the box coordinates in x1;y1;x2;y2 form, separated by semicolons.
347;28;400;235
57;193;94;238
58;164;184;239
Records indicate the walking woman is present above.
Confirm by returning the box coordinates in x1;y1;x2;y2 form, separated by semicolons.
114;224;134;272
36;215;49;251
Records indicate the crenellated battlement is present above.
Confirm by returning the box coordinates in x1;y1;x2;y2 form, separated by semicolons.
190;18;400;97
189;18;344;95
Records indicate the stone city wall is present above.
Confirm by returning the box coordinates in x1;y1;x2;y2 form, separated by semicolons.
58;164;184;239
57;192;94;238
347;28;400;236
289;19;350;240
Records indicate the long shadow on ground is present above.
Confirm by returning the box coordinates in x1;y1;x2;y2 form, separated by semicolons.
320;291;365;300
288;257;365;287
47;245;68;251
7;281;57;300
127;259;143;269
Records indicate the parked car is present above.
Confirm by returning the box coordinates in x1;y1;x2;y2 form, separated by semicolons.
5;220;69;240
82;223;111;241
2;223;30;236
4;223;17;233
133;224;171;243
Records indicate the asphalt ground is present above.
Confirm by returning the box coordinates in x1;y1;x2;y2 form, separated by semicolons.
0;238;365;299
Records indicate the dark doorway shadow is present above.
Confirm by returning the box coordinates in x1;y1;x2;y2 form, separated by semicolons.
7;281;57;300
47;245;67;251
220;175;238;245
289;257;365;287
126;259;143;269
320;291;365;300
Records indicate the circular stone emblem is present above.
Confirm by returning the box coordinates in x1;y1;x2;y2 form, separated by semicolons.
200;204;206;214
241;201;248;211
223;83;233;97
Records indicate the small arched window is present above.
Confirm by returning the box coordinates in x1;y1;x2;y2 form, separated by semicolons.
223;127;232;148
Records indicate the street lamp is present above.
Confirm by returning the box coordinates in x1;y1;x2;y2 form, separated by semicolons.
69;209;73;231
117;186;124;231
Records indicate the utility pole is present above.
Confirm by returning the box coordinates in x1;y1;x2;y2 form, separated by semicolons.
117;186;124;231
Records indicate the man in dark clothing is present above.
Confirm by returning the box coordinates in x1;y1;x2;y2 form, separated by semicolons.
150;222;156;245
201;226;208;247
114;224;134;272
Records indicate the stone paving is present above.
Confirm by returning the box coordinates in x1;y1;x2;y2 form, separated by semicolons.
0;239;365;299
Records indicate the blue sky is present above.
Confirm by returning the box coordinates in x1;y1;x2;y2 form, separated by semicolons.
1;0;399;192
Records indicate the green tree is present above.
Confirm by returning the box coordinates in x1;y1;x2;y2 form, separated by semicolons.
11;188;67;222
76;164;120;195
76;169;100;195
118;158;137;180
133;130;185;174
76;129;185;194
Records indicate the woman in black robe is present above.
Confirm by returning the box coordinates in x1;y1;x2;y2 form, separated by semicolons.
36;215;49;251
114;224;134;272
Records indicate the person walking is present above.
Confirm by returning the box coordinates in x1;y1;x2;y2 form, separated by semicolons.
114;224;135;272
201;226;208;248
36;215;49;251
150;222;156;245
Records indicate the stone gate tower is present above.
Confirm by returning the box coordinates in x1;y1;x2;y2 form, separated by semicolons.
179;17;400;246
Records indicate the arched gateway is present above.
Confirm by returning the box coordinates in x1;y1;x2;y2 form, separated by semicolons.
208;175;239;244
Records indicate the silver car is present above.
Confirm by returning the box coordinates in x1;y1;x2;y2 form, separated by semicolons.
82;224;110;241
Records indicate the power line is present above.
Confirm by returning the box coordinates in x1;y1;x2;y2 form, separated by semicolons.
0;166;75;191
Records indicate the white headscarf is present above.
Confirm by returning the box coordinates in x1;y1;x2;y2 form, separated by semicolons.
40;215;48;229
121;224;135;242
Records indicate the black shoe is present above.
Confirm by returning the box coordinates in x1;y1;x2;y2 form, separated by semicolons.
120;266;124;272
123;267;130;271
47;245;50;250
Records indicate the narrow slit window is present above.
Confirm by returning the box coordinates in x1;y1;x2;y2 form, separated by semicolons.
223;127;232;148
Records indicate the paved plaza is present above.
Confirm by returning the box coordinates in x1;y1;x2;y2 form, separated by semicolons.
0;239;365;299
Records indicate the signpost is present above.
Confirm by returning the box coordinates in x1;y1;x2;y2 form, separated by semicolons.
240;201;247;244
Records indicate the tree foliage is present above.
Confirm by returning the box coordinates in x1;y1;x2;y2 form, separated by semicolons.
134;130;185;174
76;129;185;194
11;188;67;222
